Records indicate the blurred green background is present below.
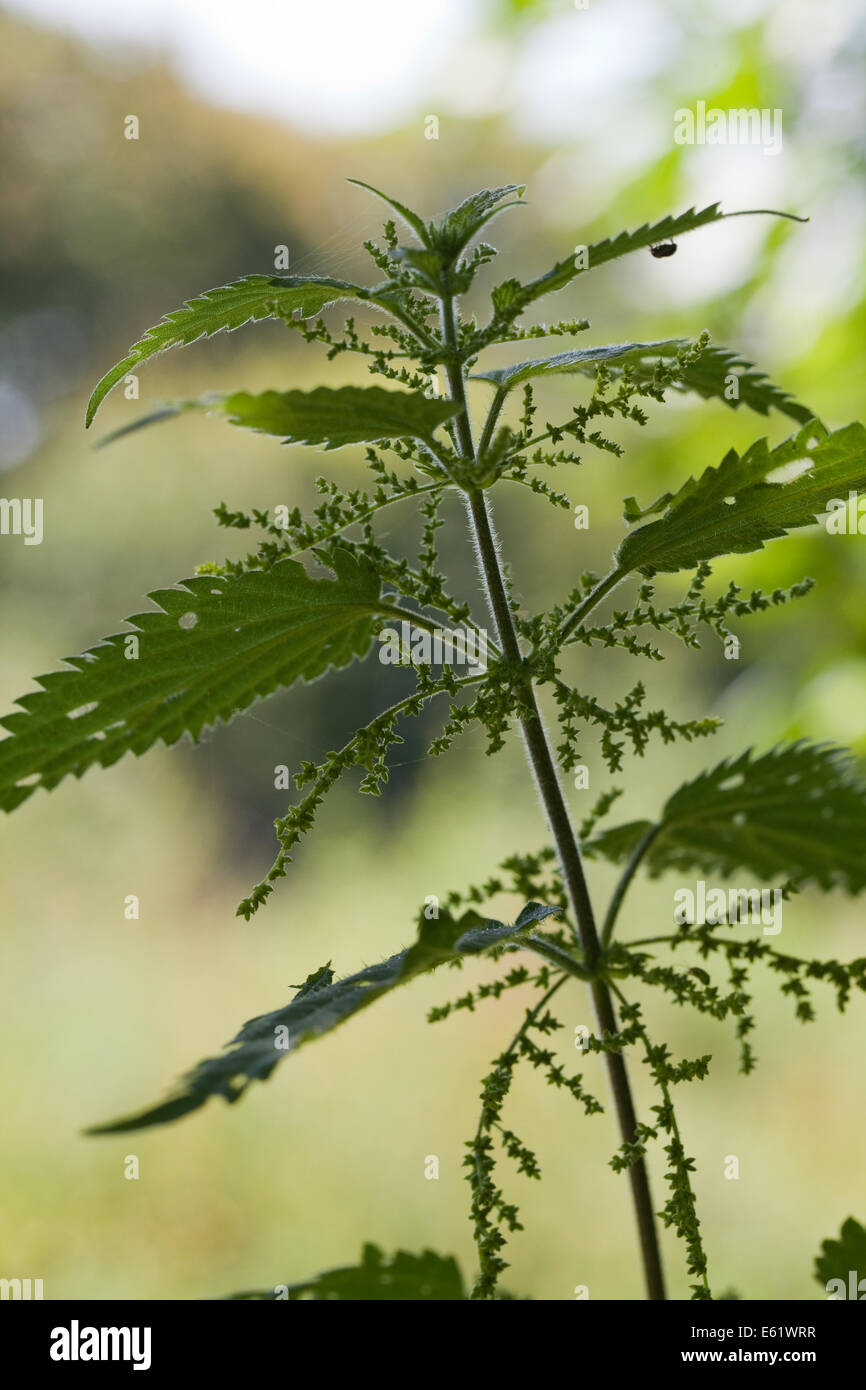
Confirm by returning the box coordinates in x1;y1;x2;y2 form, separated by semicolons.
1;0;864;1300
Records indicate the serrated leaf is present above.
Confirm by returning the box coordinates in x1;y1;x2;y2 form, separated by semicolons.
96;385;460;452
495;204;806;314
606;342;814;424
0;549;388;812
227;1244;467;1301
86;902;561;1133
617;420;866;577
86;274;385;426
221;385;460;449
814;1218;866;1294
501;340;813;424
587;742;866;893
429;184;526;257
470;340;680;391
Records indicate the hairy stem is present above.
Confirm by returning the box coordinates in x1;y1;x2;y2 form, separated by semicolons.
477;385;508;460
440;292;666;1301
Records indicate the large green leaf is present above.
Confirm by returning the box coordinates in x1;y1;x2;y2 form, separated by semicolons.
221;385;460;448
227;1244;467;1301
86;902;561;1133
616;420;866;577
96;385;461;451
587;742;866;893
470;340;680;391
494;204;806;314
85;275;385;426
0;549;388;812
814;1218;866;1295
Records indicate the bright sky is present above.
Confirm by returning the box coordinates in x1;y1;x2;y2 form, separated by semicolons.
1;0;860;336
5;0;862;141
5;0;477;133
1;0;861;471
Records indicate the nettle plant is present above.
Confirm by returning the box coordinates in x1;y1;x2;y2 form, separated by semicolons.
5;181;866;1302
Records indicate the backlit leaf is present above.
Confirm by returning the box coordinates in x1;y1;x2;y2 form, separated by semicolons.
0;549;388;812
616;420;866;577
86;902;561;1133
587;742;866;893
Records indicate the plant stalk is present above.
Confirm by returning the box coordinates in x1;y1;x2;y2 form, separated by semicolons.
440;292;666;1301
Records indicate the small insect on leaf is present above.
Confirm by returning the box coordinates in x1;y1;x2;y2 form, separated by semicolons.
650;240;677;258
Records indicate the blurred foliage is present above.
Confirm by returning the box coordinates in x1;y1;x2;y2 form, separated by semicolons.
1;2;864;1301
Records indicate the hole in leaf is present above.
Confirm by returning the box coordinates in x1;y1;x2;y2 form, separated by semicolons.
767;457;812;484
67;701;99;720
718;774;744;791
732;812;747;827
15;773;41;787
178;611;198;630
723;496;736;505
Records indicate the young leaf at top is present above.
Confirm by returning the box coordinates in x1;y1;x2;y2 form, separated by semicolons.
226;1243;467;1301
616;419;866;577
427;184;526;258
0;548;392;812
347;178;433;246
814;1218;866;1294
587;742;866;894
85;274;398;427
85;902;562;1134
350;180;526;261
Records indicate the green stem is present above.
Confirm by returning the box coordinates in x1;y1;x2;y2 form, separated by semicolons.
601;823;661;947
439;292;667;1302
373;602;503;663
560;567;628;644
476;385;508;461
